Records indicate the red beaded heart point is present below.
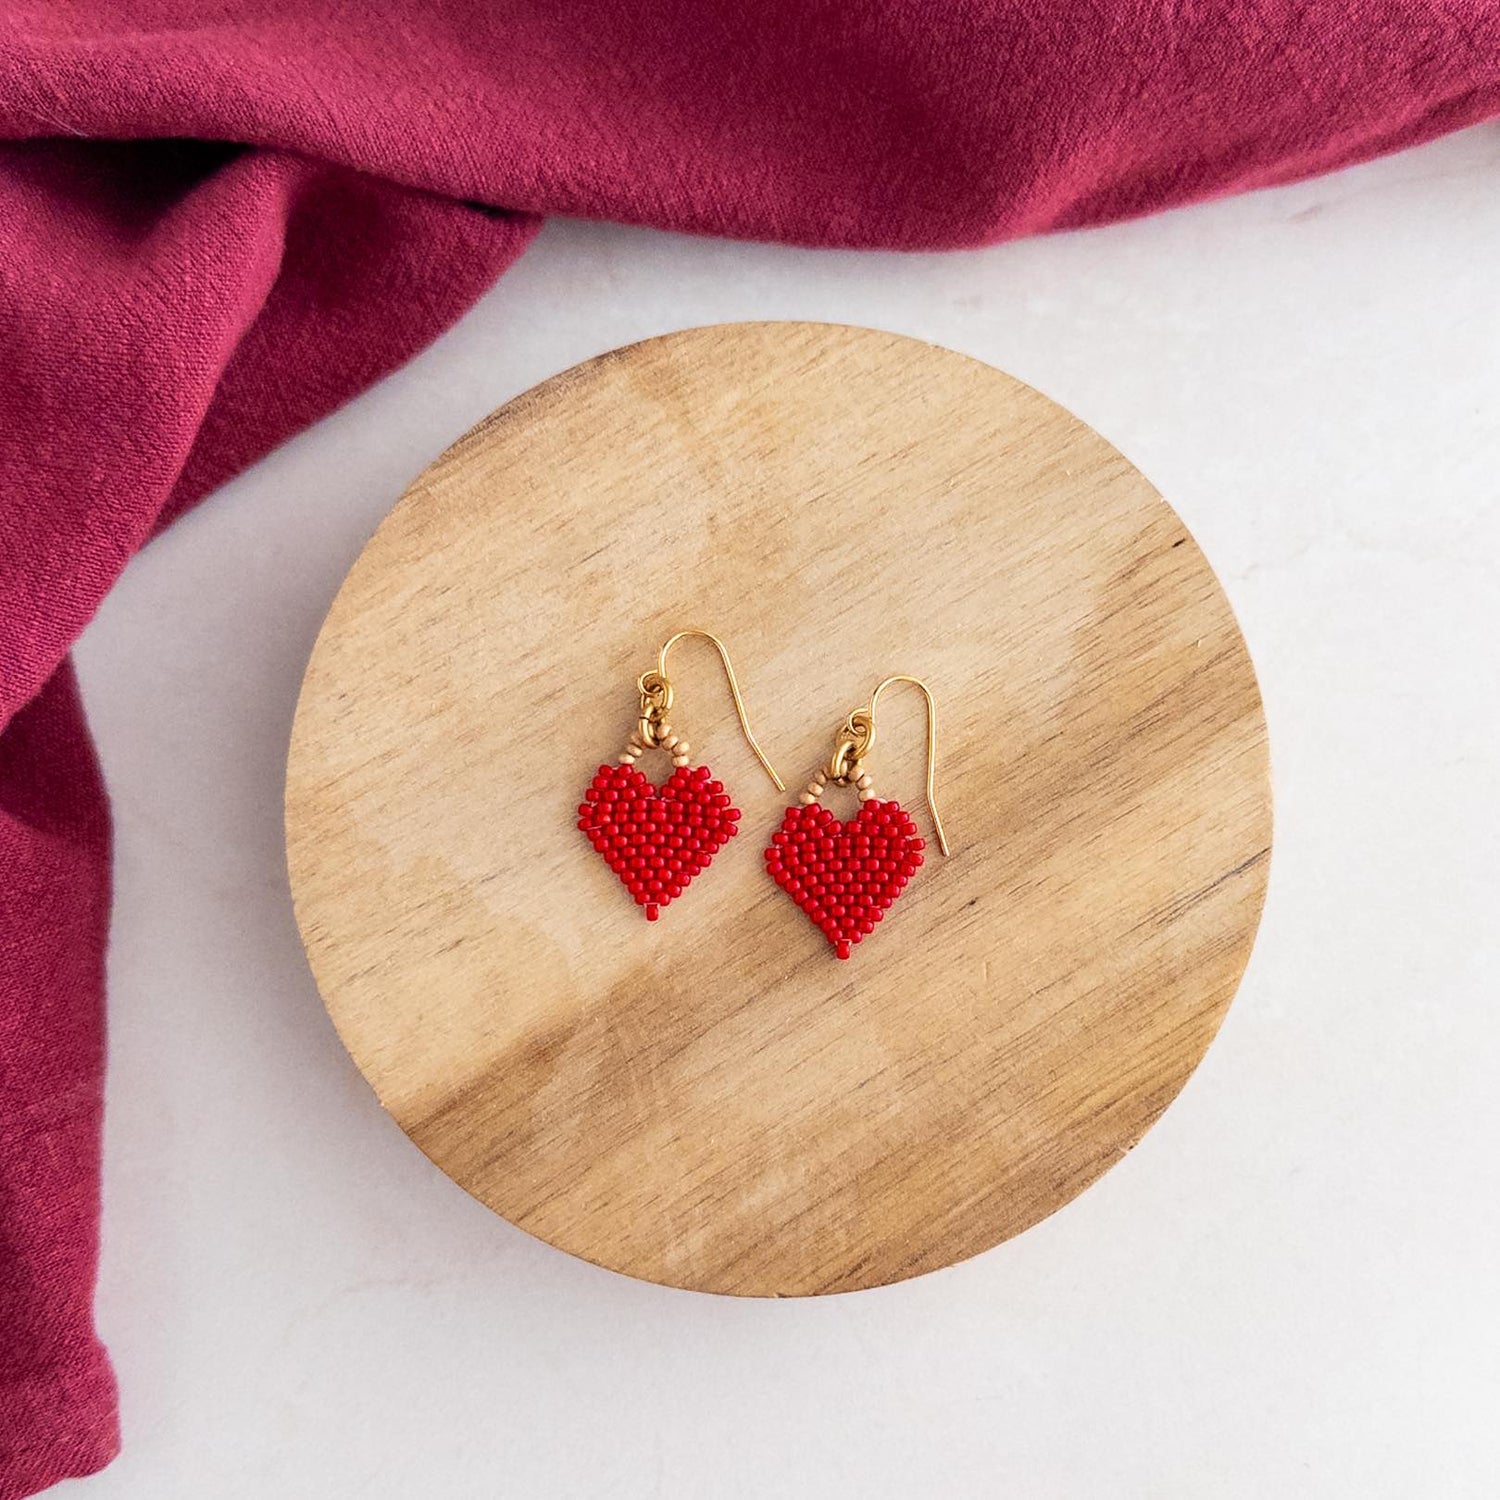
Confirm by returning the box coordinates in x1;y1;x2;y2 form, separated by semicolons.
578;763;741;920
764;797;925;958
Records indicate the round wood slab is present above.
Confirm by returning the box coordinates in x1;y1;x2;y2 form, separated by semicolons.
286;322;1271;1296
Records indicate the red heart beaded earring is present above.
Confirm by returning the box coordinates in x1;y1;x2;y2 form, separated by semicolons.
764;675;951;959
578;629;784;921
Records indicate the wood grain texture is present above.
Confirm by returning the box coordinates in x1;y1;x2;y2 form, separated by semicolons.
286;322;1271;1295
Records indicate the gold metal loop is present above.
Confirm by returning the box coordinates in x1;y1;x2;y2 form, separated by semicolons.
825;709;874;785
637;669;674;717
836;675;950;856
826;738;858;785
643;629;785;791
635;668;674;747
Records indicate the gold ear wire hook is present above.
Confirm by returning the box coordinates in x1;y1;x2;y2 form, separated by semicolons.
865;675;951;856
642;629;785;792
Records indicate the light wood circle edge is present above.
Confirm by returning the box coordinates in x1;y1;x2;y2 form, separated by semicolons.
286;321;1272;1296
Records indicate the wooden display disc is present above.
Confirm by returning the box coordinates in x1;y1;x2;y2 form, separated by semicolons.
286;323;1271;1296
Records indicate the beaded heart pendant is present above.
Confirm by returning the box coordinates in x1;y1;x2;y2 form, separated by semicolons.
578;760;740;920
576;632;783;922
763;676;947;957
765;794;925;959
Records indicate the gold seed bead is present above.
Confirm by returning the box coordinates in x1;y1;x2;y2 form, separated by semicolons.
672;755;690;767
799;792;818;805
660;732;680;751
858;787;876;801
619;753;637;764
855;772;874;790
674;741;691;758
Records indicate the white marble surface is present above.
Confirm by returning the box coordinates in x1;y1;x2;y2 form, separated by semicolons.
70;122;1500;1498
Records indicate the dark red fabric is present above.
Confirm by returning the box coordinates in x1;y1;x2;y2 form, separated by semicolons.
1;3;1496;1494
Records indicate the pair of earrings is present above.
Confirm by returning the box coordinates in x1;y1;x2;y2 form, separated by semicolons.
577;629;950;959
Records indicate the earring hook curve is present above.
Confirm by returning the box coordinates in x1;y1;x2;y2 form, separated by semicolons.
864;674;950;856
641;629;785;792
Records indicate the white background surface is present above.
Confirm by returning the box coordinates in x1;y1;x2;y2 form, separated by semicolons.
71;123;1500;1497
